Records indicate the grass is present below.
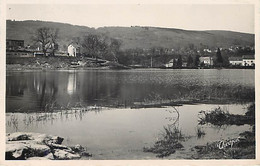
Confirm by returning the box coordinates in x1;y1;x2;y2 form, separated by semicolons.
6;105;103;131
187;85;255;103
196;127;206;139
198;103;255;126
192;129;255;159
143;125;184;158
131;84;254;109
192;103;255;159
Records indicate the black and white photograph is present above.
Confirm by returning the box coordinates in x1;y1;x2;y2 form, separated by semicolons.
2;0;259;164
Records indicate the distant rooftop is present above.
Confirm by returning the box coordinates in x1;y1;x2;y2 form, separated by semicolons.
242;55;254;59
229;57;243;61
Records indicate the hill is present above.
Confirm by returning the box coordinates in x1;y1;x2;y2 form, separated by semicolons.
6;20;254;51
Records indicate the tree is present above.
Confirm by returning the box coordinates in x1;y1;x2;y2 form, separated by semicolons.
107;38;122;62
177;55;182;68
81;34;108;60
194;55;200;67
172;59;177;69
187;55;194;67
33;27;59;56
33;27;51;56
216;48;223;66
49;28;59;56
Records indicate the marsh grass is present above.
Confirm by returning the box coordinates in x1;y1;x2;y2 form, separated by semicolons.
7;103;104;131
143;107;184;158
131;84;254;109
198;104;254;126
192;129;255;159
196;126;206;139
193;103;255;159
143;125;184;158
7;114;19;131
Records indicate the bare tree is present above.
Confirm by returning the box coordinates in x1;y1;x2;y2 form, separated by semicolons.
33;27;59;56
49;28;59;56
107;38;122;62
33;27;51;56
81;34;108;61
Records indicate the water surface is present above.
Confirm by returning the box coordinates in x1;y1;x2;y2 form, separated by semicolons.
6;104;251;159
6;69;254;112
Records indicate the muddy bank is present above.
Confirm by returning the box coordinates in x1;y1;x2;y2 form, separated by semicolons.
6;132;91;160
6;57;130;71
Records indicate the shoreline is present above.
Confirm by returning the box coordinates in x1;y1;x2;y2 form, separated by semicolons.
6;103;255;160
5;100;254;114
6;64;256;71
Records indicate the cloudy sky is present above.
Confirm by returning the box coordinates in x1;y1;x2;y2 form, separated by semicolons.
7;4;254;33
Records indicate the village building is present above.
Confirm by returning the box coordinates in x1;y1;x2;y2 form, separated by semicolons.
199;57;213;66
6;39;35;58
165;59;178;68
68;43;80;57
242;55;255;66
6;39;24;50
6;50;35;58
229;57;243;66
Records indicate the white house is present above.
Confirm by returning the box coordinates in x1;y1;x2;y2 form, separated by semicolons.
68;43;80;57
199;57;213;66
165;59;177;68
229;57;243;66
242;55;255;66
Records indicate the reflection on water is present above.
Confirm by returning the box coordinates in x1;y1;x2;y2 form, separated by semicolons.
6;69;254;113
67;72;77;95
6;104;251;159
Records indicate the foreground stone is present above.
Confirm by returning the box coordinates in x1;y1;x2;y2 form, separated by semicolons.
6;132;91;160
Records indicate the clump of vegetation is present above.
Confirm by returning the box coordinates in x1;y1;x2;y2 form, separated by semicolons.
70;145;92;158
245;103;255;117
188;85;255;104
193;103;255;159
143;126;184;158
192;128;255;159
198;104;255;126
196;126;206;138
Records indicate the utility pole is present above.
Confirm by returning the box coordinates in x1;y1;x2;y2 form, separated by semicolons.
150;56;153;68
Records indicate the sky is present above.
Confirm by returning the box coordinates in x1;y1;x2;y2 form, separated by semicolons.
6;4;255;33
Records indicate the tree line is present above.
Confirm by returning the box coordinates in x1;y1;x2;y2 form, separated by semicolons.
33;27;253;68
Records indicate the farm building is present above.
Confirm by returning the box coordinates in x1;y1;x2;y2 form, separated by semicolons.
242;55;255;66
199;57;213;66
6;39;24;50
165;59;177;68
229;57;243;66
68;43;80;57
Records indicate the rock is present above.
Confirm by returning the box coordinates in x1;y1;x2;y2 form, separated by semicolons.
33;134;48;143
7;132;33;141
53;149;80;160
6;141;51;159
6;142;29;159
44;153;54;160
45;142;70;150
27;157;50;160
27;143;51;157
6;132;87;160
44;136;64;145
72;144;84;152
51;136;64;144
